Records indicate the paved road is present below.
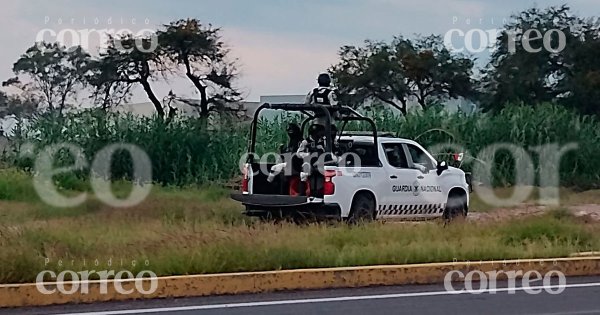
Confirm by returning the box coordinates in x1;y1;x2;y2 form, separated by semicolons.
4;276;600;315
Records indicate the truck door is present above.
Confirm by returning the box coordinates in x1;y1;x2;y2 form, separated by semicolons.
404;143;446;216
380;143;423;218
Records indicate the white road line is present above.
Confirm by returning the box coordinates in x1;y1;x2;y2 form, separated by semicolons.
59;282;600;315
533;311;600;315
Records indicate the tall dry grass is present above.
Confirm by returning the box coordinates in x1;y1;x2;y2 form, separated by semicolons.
1;168;599;284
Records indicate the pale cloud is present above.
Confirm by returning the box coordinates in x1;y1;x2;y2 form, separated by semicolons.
1;0;600;102
135;28;340;102
450;0;487;17
223;28;339;99
0;2;43;85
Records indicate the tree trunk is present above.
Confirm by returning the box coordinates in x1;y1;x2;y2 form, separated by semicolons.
58;93;68;117
140;79;165;118
398;98;408;115
185;72;209;118
417;97;426;109
44;89;54;111
184;60;210;118
417;84;427;110
375;95;407;116
101;87;111;111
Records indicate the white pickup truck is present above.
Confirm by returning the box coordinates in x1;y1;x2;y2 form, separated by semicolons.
232;130;470;223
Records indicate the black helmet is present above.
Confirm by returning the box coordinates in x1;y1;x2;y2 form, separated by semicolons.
287;123;301;139
308;123;325;141
317;73;331;87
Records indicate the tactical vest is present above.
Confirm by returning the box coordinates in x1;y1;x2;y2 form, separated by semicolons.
312;88;333;105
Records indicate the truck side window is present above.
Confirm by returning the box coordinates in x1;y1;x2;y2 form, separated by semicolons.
339;141;380;167
406;144;434;170
383;144;408;168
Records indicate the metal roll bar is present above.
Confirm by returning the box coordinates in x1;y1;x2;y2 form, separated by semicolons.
248;103;333;162
247;103;380;163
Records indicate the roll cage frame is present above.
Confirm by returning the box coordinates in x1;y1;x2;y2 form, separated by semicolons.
246;103;380;164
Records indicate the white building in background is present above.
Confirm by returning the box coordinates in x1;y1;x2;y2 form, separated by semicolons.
114;99;262;119
113;102;159;117
260;95;306;105
113;95;307;120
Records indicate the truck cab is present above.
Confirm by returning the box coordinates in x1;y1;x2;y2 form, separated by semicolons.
324;135;469;221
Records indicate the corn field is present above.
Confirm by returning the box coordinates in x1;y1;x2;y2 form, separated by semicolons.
3;103;600;188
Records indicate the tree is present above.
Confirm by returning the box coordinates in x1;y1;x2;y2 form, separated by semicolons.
95;34;167;117
158;19;241;118
4;42;90;115
399;36;474;109
0;90;38;118
480;5;585;111
0;91;7;112
86;58;133;110
332;41;410;114
331;35;474;114
558;20;600;114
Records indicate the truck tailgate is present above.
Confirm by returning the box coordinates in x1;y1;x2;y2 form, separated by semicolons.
230;193;318;207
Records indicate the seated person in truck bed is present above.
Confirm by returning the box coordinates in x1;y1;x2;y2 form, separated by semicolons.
268;121;336;196
280;123;303;154
268;123;304;183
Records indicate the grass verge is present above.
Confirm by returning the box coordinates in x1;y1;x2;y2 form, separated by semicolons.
1;168;599;284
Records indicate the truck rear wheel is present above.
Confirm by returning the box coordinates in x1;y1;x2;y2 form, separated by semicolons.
347;193;375;224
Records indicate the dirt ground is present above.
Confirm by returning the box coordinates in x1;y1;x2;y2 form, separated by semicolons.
469;203;600;222
468;188;600;223
381;189;600;224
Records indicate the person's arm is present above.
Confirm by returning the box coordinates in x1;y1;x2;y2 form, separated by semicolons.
305;90;314;105
297;140;309;158
328;89;339;106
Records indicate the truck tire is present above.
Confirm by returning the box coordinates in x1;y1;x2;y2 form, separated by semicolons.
347;193;375;224
443;191;468;223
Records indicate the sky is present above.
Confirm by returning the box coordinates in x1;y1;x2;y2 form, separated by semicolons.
1;0;599;102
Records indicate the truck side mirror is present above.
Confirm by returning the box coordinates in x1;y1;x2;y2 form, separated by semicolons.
436;161;448;176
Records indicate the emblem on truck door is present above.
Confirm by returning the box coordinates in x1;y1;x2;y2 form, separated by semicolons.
413;180;421;196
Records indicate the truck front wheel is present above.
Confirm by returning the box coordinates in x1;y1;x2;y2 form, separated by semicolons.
443;191;468;223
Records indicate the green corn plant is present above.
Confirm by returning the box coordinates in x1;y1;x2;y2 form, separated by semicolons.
2;103;599;189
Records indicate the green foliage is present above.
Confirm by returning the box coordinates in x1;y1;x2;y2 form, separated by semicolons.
86;18;242;117
500;215;592;247
90;35;167;116
4;103;600;188
0;92;38;119
559;23;600;115
482;5;600;115
158;19;241;118
10;109;249;185
4;42;90;113
0;168;37;201
331;35;475;114
358;104;600;188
